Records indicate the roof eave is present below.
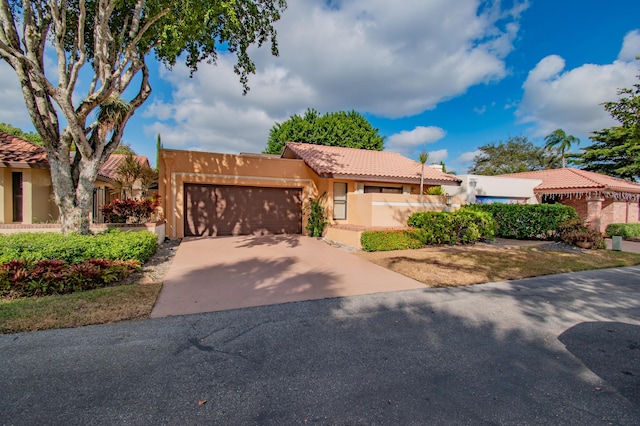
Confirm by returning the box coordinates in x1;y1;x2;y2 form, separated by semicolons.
0;161;49;169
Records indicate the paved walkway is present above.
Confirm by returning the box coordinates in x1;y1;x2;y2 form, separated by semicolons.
151;235;424;318
605;238;640;254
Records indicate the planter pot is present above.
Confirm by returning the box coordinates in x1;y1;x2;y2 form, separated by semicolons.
576;241;593;249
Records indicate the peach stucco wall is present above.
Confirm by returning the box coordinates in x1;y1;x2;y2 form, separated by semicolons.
344;193;463;227
0;167;58;224
159;149;320;238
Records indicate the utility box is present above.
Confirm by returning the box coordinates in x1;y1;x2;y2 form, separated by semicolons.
612;235;623;251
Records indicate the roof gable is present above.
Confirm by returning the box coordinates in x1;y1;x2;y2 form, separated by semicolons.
498;168;640;195
0;131;48;168
97;154;151;181
282;142;460;185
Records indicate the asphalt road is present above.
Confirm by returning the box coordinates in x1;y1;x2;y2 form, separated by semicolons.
2;266;640;425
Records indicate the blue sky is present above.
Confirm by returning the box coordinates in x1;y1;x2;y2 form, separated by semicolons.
1;0;639;173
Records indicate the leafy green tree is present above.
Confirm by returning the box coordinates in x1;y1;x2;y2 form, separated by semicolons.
0;0;285;234
544;128;580;168
468;135;561;175
0;122;43;145
571;75;640;180
264;108;385;154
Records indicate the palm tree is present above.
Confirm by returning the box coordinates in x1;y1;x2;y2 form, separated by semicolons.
544;129;580;168
419;152;429;194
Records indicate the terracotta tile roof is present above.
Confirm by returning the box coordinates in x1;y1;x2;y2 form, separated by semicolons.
0;131;48;168
282;142;460;185
498;168;640;195
97;154;150;181
0;131;150;181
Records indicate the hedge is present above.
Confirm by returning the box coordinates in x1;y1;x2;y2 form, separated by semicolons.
466;204;578;240
361;230;425;252
0;229;158;265
407;209;496;245
605;223;640;239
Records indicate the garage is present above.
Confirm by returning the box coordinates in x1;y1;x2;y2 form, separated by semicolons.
184;184;302;237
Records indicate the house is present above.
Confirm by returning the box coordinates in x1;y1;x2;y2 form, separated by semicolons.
495;168;640;233
443;174;542;205
157;142;462;240
0;131;151;225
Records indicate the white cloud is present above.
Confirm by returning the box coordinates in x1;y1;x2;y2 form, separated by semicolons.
146;0;527;153
457;150;482;163
427;149;448;164
387;126;446;151
618;30;640;61
516;31;640;138
0;62;33;128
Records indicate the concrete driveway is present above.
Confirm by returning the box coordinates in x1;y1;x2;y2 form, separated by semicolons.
151;235;425;317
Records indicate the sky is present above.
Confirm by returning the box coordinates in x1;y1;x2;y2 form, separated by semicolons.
1;0;640;173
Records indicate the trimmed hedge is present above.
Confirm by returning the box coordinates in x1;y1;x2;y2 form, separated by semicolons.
407;209;497;245
361;230;425;252
605;223;640;239
466;204;578;240
0;258;140;298
0;229;158;265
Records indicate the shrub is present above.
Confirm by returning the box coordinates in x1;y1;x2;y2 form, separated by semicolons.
407;209;496;245
0;229;158;265
425;186;444;195
557;217;605;249
605;223;640;239
101;195;160;224
361;230;425;252
306;194;329;237
0;258;140;298
467;203;578;240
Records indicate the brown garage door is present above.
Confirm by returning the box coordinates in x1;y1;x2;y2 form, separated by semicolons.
184;184;302;237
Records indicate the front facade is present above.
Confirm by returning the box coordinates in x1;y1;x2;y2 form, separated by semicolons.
158;143;462;239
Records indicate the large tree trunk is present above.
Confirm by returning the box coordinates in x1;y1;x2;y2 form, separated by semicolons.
48;149;102;234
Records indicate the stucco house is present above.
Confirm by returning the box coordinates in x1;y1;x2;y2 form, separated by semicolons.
0;131;150;225
158;142;462;240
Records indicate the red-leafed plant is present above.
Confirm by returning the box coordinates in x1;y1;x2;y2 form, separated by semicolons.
101;194;161;224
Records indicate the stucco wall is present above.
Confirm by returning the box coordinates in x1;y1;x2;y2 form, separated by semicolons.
443;174;540;205
159;149;320;238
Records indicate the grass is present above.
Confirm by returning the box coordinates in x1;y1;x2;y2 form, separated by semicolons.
355;245;640;288
0;283;161;334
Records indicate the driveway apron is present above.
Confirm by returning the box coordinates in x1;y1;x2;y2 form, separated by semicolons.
151;235;424;317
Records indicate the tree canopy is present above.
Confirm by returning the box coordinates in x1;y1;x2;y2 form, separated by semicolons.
263;109;385;154
468;135;562;175
0;0;286;233
571;75;640;180
0;122;43;145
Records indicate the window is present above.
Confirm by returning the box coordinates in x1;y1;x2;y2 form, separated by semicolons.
12;172;23;222
363;186;402;194
333;182;347;220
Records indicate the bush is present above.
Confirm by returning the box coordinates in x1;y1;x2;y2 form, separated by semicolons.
407;209;496;245
0;258;140;298
361;230;425;252
0;229;158;265
101;195;160;224
557;217;605;249
605;223;640;239
467;204;578;240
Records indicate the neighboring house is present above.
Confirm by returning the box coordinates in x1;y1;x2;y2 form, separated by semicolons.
497;168;640;233
158;142;461;240
0;131;150;225
443;175;542;205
